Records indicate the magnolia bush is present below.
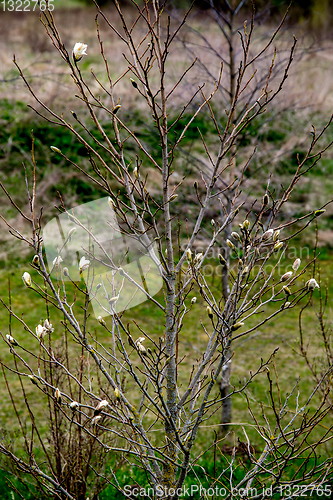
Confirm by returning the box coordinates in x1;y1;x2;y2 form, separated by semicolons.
0;1;333;499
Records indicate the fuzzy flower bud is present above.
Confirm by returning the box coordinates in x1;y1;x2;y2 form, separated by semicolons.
283;286;291;296
242;266;249;275
292;258;301;272
130;78;138;88
70;401;79;411
91;415;102;427
274;241;283;252
169;194;178;202
32;255;39;266
94;399;108;415
243;220;250;230
206;305;213;319
314;209;326;217
262;229;274;241
191;297;197;304
231;322;245;331
281;271;293;282
133;166;138;179
284;301;291;308
114;387;120;400
263;193;269;205
55;388;61;404
231;232;241;242
68;228;76;238
52;256;63;267
112;104;121;115
63;267;69;277
186;248;192;264
107;197;115;209
273;230;280;242
218;254;227;267
22;272;32;287
6;334;18;346
226;239;235;250
36;324;46;340
97;316;106;326
79;256;90;273
306;278;320;291
73;42;88;61
50;146;61;154
194;252;203;264
211;219;215;226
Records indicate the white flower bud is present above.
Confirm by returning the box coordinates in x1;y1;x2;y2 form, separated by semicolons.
94;399;109;414
242;266;249;275
169;194;178;202
73;42;88;61
191;297;197;304
206;305;213;319
306;278;319;291
28;375;38;385
108;295;119;305
133;166;138;179
262;229;274;241
243;220;250;230
231;321;245;331
281;271;293;282
194;252;203;264
284;301;291;308
52;256;63;267
63;267;69;277
6;334;18;346
79;256;90;273
231;232;241;241
36;324;46;340
55;387;61;404
274;241;283;252
50;146;61;154
226;239;234;250
292;258;301;272
186;248;192;264
91;415;102;426
32;255;39;266
273;230;280;241
114;387;120;400
211;219;215;226
70;401;79;411
97;316;106;326
22;272;32;287
107;197;115;209
68;228;76;238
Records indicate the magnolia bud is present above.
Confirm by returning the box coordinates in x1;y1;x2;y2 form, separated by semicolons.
292;258;301;272
206;305;213;319
281;271;293;282
169;194;178;202
314;209;326;217
274;241;283;252
186;248;192;264
194;253;203;264
112;104;121;115
97;316;106;326
211;219;215;226
55;388;61;404
306;278;319;291
68;228;76;238
231;232;241;241
107;197;115;209
284;301;291;308
70;401;79;411
32;255;39;266
283;286;291;296
273;230;280;242
262;229;274;241
133;166;138;179
96;283;102;291
73;42;88;61
218;254;227;267
242;266;249;275
263;194;269;205
191;297;197;304
243;220;250;230
114;387;120;400
108;295;119;304
231;322;245;331
94;399;109;415
50;146;61;154
22;272;32;287
226;239;234;250
6;334;18;346
130;78;138;88
63;267;69;277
